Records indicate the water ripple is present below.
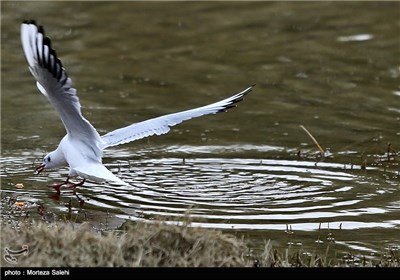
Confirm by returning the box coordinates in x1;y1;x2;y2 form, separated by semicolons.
1;145;399;254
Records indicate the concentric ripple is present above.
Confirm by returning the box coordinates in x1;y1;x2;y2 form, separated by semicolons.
1;145;399;254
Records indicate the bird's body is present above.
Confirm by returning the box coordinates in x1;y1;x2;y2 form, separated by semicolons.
53;135;126;185
20;20;253;186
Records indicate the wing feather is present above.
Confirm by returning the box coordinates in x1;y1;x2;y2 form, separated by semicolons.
101;86;253;149
21;21;102;158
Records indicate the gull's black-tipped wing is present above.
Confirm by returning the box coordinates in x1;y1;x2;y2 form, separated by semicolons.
101;85;253;149
21;21;102;157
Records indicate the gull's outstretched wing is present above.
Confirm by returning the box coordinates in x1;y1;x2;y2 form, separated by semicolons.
21;21;102;156
101;86;253;149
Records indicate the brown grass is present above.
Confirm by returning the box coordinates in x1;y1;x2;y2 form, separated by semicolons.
1;219;399;267
1;220;250;267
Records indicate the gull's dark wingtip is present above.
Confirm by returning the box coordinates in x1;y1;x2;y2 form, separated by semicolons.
216;84;254;113
38;25;45;35
22;20;45;36
22;19;37;25
247;84;256;92
21;20;65;83
241;84;255;97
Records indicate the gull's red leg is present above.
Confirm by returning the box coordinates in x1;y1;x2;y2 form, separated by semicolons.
48;177;70;193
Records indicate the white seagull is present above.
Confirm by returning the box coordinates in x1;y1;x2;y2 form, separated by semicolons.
21;20;253;189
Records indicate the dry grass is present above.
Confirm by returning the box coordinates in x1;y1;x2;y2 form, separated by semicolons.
1;219;399;267
1;220;250;267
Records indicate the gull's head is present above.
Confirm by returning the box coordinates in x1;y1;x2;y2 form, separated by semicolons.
35;151;65;174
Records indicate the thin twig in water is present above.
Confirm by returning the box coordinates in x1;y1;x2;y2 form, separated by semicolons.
299;125;325;156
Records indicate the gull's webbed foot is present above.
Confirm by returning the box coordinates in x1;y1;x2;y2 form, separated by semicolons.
48;177;85;193
48;177;70;193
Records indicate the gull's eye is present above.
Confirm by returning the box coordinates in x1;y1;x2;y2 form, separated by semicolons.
47;157;51;162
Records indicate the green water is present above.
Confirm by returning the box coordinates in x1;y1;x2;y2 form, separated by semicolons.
1;1;399;261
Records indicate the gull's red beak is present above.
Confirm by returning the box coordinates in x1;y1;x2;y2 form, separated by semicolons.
35;163;45;174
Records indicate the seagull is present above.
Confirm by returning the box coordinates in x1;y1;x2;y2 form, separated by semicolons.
20;20;253;189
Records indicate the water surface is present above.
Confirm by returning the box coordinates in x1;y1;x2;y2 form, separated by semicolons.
1;1;399;260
